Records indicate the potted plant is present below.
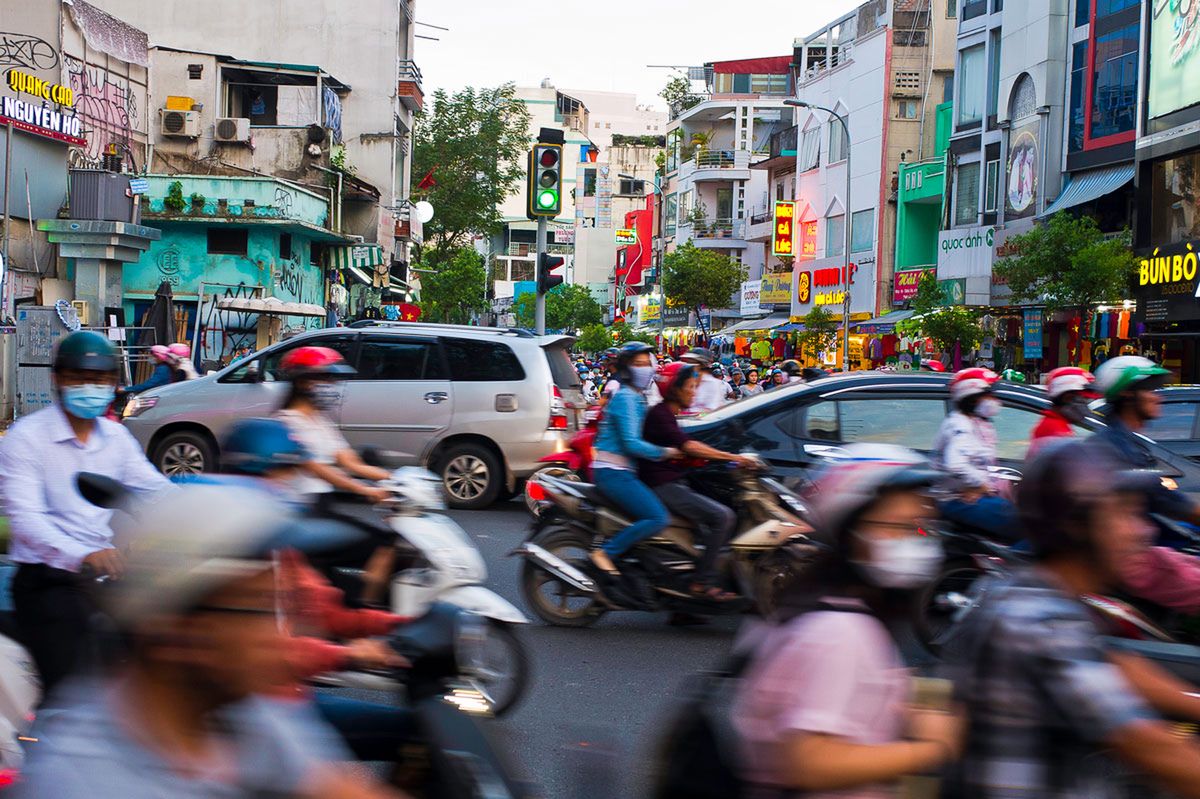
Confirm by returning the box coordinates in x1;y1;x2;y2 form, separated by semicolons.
688;202;708;235
189;193;206;212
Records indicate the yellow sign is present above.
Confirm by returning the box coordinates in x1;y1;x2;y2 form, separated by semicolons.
6;70;74;106
815;290;846;306
1139;243;1198;287
796;271;811;303
760;272;792;304
615;228;637;245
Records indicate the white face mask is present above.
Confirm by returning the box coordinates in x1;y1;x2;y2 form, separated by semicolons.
628;365;655;391
975;397;1002;419
854;534;944;589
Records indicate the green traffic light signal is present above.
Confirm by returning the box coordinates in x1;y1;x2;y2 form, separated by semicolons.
537;189;557;209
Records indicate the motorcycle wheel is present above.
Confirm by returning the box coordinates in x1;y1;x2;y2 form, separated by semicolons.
914;559;985;654
519;526;607;628
467;621;530;718
524;465;580;517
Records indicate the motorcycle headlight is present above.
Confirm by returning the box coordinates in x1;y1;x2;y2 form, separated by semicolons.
123;395;158;418
454;611;488;676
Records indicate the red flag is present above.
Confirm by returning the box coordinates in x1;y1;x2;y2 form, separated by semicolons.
416;166;437;191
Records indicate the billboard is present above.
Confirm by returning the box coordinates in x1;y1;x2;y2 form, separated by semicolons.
772;201;796;256
1149;0;1200;119
1006;120;1039;220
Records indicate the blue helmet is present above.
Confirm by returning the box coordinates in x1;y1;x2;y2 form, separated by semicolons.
221;418;310;475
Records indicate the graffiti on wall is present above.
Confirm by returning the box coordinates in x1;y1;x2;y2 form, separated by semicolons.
0;32;58;70
63;55;140;166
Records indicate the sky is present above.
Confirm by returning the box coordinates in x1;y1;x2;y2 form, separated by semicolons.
416;0;864;110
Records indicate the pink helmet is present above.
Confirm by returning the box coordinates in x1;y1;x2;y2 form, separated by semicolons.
949;367;1000;404
149;344;172;363
1044;366;1096;400
167;343;191;359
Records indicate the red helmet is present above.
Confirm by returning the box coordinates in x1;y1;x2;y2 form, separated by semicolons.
654;361;698;397
279;346;356;380
949;367;999;403
1044;366;1096;400
920;359;947;372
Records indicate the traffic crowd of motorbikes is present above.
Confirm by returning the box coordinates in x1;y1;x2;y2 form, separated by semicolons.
10;329;1200;798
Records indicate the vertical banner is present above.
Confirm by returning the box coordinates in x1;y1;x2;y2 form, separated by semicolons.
1023;308;1044;359
772;201;796;256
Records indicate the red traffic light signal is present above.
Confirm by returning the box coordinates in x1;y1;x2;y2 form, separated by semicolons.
537;252;565;294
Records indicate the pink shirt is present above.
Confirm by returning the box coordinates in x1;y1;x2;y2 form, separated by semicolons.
732;606;910;799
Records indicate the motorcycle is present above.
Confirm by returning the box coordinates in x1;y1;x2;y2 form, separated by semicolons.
523;408;598;516
511;457;817;627
314;602;539;799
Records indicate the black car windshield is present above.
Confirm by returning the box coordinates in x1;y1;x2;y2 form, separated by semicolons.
681;381;808;425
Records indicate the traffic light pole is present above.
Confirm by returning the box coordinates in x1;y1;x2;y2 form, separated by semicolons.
535;216;547;335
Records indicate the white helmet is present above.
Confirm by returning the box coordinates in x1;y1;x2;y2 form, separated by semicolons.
948;367;1000;404
1094;356;1170;402
1043;367;1096;400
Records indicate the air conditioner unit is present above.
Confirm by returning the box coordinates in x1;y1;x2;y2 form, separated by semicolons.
159;108;200;138
214;117;251;143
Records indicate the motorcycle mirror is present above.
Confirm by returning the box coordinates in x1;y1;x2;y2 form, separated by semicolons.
76;472;129;509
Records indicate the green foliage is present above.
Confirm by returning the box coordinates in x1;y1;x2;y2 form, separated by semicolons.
993;213;1136;313
330;145;355;175
164;181;186;212
897;272;983;354
611;322;656;345
661;242;746;333
512;284;603;332
660;75;702;116
417;248;488;324
796;306;838;361
413;84;532;267
188;193;205;207
611;133;667;148
576;323;614;354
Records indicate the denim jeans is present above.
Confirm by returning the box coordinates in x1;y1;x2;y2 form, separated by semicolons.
593;467;669;557
313;693;418;761
939;495;1021;544
653;481;735;585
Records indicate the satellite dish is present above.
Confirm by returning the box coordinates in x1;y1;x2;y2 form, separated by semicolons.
414;201;434;224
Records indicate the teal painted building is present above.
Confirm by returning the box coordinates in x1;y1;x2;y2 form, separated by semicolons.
892;101;952;305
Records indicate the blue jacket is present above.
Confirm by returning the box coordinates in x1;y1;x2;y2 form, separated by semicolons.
1090;418;1194;520
594;385;666;467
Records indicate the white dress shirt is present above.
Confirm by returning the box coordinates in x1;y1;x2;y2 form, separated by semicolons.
0;405;171;571
689;373;733;413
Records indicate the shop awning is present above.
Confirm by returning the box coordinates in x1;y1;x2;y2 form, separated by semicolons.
718;314;791;335
217;297;326;317
1039;163;1135;218
854;309;915;334
327;244;384;270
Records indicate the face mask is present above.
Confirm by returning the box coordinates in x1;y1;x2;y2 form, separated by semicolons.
61;384;116;420
975;397;1002;419
854;534;944;589
306;382;342;411
628;365;655;391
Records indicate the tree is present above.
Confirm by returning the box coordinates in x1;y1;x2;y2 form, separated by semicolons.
994;212;1136;315
576;323;614;354
412;84;531;266
610;322;656;345
796;306;838;362
659;76;701;116
661;242;746;335
896;272;984;357
512;284;603;331
417;248;487;324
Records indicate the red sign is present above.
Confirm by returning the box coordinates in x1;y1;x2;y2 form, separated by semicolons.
396;302;421;321
800;220;818;259
772;201;796;257
893;269;934;302
812;264;858;288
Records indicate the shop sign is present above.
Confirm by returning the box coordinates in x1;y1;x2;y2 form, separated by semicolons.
553;226;575;244
615;228;637;245
893;268;934;302
938;225;996;278
1023;308;1043;359
7;70;74;106
740;280;761;315
772;201;796;256
638;294;661;324
760;272;792;305
1148;0;1200;120
795;271;811;303
799;219;818;259
939;278;966;307
815;290;846;307
662;304;690;327
0;96;85;146
1136;240;1200;322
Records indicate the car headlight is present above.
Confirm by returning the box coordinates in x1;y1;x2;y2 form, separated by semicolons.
123;395;158;418
454;611;488;676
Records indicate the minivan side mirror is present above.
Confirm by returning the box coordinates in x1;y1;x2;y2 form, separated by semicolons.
244;361;262;383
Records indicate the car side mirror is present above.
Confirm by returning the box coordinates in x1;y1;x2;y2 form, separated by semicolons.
244;362;262;383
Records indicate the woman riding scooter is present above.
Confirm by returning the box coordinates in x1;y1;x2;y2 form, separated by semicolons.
1028;366;1096;458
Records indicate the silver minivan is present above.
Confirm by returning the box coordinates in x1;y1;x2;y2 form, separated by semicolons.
122;322;584;509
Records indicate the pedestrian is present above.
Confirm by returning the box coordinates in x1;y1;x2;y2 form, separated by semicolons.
767;368;787;389
729;368;746;399
0;331;171;699
680;347;732;412
733;444;962;796
741;368;764;397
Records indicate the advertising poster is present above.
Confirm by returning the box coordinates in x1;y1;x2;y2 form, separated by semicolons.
1024;308;1044;359
1149;0;1200;119
759;272;792;306
893;268;934;302
1006;120;1040;220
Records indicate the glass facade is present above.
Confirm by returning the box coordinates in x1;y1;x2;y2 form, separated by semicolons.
1091;24;1138;139
954;163;981;226
1068;41;1087;153
957;44;986;125
850;210;874;253
1150;151;1200;246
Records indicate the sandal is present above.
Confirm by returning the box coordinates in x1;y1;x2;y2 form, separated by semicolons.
590;550;621;576
689;583;740;602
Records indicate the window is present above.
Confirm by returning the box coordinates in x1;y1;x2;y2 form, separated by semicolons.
442;338;526;381
826;214;845;257
947;0;957;16
733;73;752;93
828;119;848;162
279;232;292;260
617;178;645;196
895;71;921;92
963;0;987;19
837;399;947;450
799;127;821;171
954;162;981;225
1091;24;1139;139
1143;403;1198;442
992;0;1003;11
1095;0;1138;15
207;228;248;256
750;74;789;95
850;209;874;253
984;159;1000;212
943;74;954;103
896;100;919;119
664;194;678;237
509;260;535;282
583;168;597;197
605;122;611;129
355;339;445;381
1068;41;1087;153
1075;0;1091;25
956;44;986;125
256;335;358;382
1149;152;1200;244
679;190;692;225
802;402;840;440
987;31;1002;117
991;405;1044;462
716;187;733;219
775;182;786;202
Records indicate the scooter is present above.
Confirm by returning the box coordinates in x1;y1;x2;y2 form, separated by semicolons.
523;408;599;516
512;457;817;627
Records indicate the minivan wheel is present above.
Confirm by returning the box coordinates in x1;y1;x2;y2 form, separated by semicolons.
438;444;502;510
152;431;215;477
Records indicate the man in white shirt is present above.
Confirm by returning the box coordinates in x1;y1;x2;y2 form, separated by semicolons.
0;331;171;696
680;347;732;413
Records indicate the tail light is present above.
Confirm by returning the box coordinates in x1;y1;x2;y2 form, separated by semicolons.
526;481;547;502
549;386;568;430
0;769;20;790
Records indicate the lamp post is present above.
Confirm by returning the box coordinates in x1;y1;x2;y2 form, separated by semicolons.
618;172;666;342
785;99;853;370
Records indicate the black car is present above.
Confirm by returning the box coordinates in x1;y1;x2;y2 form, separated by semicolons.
682;371;1200;493
1141;387;1200;462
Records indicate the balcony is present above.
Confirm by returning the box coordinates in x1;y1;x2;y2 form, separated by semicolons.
688;217;747;248
678;149;753;182
746;207;774;242
770;126;798;160
398;60;424;112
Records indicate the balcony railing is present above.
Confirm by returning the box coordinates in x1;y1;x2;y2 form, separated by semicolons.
691;218;744;239
397;60;424;111
770;126;798;160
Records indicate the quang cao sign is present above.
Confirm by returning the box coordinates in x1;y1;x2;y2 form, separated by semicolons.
8;70;74;106
1136;240;1200;322
740;280;761;316
0;96;85;146
799;219;818;259
772;201;796;257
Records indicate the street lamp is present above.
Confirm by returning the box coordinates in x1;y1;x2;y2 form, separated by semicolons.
785;99;853;371
618;172;666;341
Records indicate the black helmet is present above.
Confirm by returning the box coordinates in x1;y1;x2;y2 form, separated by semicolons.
602;347;621;364
780;359;803;377
53;330;118;373
802;367;829;382
680;346;715;367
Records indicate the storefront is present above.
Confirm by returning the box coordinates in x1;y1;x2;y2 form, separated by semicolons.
1133;239;1200;381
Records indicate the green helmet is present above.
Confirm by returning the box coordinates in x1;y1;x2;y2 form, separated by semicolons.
53;330;118;373
1000;368;1026;384
1093;355;1170;402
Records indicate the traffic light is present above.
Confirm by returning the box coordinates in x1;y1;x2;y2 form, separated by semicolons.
527;143;563;219
537;252;565;294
